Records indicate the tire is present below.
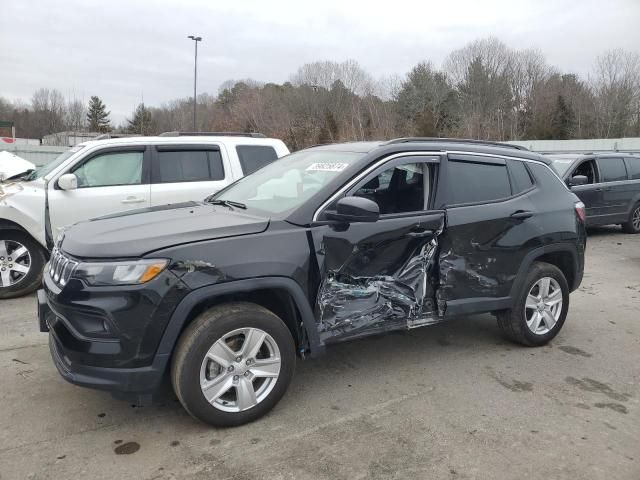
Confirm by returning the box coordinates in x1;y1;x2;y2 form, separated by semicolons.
171;302;296;427
497;261;569;347
0;230;47;299
622;202;640;234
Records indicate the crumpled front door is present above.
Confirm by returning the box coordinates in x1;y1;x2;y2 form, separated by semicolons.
312;212;445;343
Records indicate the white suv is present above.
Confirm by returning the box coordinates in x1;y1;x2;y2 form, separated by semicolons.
0;133;289;298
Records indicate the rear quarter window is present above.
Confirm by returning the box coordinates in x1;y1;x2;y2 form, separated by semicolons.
507;159;534;194
626;157;640;180
236;145;278;175
447;159;511;204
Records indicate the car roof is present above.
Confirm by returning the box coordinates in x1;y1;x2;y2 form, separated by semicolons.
547;152;640;160
308;139;551;164
76;135;285;148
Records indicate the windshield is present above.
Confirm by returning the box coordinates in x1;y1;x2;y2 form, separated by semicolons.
548;157;577;176
211;150;366;215
26;145;85;181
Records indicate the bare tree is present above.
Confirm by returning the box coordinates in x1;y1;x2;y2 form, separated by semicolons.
65;98;86;131
444;37;514;139
591;49;640;137
31;88;67;138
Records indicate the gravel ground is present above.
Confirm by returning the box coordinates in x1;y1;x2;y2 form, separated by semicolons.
0;225;638;480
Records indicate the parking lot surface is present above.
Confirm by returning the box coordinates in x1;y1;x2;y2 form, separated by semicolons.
0;226;638;480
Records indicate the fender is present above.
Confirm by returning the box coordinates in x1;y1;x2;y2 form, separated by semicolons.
509;243;582;298
0;204;46;246
154;277;324;365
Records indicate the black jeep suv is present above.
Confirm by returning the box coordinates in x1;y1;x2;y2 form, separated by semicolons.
548;153;640;233
39;139;586;427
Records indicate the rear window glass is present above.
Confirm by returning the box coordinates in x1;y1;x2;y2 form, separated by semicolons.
597;158;627;182
448;160;511;204
626;157;640;180
508;160;534;194
236;145;278;175
155;150;224;183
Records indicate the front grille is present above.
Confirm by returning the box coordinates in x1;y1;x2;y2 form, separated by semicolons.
48;248;78;287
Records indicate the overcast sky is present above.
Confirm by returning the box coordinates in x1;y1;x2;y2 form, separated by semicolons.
1;0;639;124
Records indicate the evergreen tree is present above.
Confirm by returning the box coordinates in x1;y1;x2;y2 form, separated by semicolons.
126;103;153;135
86;96;111;133
550;95;575;140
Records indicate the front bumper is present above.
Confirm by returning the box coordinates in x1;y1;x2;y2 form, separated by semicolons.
48;329;169;394
39;288;170;393
38;260;189;395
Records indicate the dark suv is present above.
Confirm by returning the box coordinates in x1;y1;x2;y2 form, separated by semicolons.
549;153;640;233
39;139;586;427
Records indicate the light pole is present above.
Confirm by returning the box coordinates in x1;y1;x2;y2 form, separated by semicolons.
187;35;202;131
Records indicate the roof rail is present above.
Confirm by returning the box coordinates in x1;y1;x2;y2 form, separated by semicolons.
158;131;266;138
385;137;529;151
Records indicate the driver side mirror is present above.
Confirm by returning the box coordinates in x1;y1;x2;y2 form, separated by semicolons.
58;173;78;191
567;175;588;187
326;196;380;223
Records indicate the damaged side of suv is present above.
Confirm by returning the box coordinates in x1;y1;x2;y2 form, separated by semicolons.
40;139;586;427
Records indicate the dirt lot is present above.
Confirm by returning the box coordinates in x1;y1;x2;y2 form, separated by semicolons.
0;226;638;480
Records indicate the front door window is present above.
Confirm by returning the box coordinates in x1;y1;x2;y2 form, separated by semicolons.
572;160;597;184
73;152;143;187
353;162;427;214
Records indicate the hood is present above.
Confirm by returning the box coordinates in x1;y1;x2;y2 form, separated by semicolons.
0;151;35;182
62;201;269;258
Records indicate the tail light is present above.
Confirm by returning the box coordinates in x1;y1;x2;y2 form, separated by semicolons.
575;201;586;222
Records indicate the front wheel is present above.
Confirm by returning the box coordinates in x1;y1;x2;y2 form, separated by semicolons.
497;262;569;346
0;230;47;299
171;302;296;427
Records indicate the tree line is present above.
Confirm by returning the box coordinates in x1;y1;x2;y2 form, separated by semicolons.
1;37;639;149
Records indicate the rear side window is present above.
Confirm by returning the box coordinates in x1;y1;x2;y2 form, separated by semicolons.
236;145;278;175
154;149;224;183
597;158;627;182
447;160;511;204
626;157;640;180
507;160;534;194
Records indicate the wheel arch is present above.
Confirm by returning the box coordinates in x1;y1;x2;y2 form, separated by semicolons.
0;220;48;258
157;278;323;366
0;214;47;250
510;244;581;298
0;218;28;233
624;193;640;216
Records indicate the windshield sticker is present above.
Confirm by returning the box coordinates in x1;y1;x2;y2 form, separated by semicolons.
306;162;349;172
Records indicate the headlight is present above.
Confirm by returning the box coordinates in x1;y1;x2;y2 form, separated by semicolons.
73;259;169;286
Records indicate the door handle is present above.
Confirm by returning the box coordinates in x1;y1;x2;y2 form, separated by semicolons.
596;187;611;192
510;210;534;220
406;228;434;238
121;196;146;204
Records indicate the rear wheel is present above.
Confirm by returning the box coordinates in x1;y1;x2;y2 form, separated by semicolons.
622;203;640;234
497;262;569;346
0;230;46;299
171;302;296;427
